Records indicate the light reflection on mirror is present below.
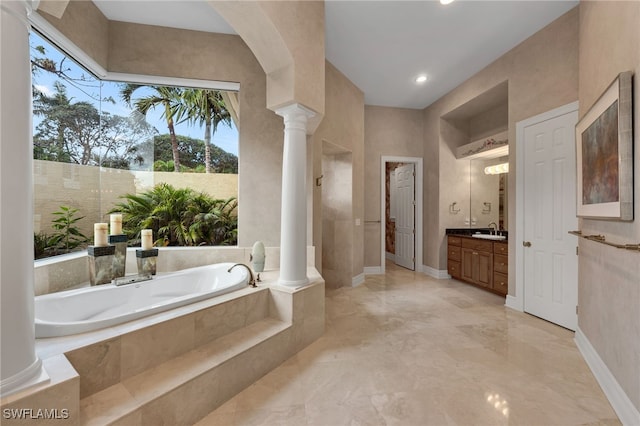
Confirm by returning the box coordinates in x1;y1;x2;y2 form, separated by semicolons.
470;155;508;230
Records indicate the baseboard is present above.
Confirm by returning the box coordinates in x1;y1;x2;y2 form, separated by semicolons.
421;265;450;279
575;327;640;426
364;266;382;275
385;252;395;261
505;295;523;312
352;272;365;287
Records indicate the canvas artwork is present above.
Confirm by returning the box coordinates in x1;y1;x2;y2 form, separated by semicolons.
576;71;633;220
581;101;619;205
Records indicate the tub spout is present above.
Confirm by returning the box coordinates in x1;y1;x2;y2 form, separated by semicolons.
228;263;257;287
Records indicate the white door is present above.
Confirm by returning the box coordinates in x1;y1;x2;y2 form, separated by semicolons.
523;109;578;330
394;163;415;270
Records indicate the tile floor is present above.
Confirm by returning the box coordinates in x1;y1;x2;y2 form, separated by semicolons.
196;262;619;426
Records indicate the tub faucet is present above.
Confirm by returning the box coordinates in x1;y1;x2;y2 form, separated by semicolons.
228;263;257;287
488;222;498;235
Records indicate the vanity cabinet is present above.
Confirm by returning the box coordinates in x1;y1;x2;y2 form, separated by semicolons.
447;235;508;296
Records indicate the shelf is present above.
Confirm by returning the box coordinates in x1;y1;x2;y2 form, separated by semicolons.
456;130;508;159
569;231;640;252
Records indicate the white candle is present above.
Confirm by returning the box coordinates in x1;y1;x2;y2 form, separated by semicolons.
141;229;153;250
110;214;122;235
94;223;108;247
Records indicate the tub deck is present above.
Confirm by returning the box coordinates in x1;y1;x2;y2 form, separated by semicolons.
3;268;325;426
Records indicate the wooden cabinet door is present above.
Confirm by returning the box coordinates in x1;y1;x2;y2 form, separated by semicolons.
461;247;492;287
461;248;475;283
476;251;493;288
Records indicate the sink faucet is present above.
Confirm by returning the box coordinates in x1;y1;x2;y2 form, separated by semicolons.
228;263;257;287
488;222;498;235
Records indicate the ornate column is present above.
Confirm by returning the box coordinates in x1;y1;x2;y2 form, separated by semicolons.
275;104;314;287
0;0;46;396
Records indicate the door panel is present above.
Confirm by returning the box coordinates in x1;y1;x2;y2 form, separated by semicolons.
523;110;578;330
394;163;415;270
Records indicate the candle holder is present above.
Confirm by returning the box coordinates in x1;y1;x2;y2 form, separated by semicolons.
88;245;115;285
136;248;159;276
108;234;128;279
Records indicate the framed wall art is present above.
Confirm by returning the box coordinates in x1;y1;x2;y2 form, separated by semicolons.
576;71;634;220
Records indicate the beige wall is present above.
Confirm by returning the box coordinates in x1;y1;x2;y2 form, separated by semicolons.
422;8;579;277
364;106;423;267
321;151;353;288
312;61;364;282
577;0;640;412
210;1;325;120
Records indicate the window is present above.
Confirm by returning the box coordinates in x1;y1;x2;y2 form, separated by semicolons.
31;31;240;259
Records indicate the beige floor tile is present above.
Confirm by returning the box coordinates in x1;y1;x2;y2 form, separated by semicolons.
198;262;620;426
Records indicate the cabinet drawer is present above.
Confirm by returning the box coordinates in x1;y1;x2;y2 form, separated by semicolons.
494;254;508;274
461;238;492;252
448;236;462;246
493;272;508;295
448;260;461;278
494;242;508;255
448;245;461;261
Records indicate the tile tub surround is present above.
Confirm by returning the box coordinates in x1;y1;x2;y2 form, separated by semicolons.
4;268;324;426
34;246;316;296
197;262;619;426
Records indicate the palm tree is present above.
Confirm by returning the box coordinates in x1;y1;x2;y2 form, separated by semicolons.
176;89;231;173
120;84;183;172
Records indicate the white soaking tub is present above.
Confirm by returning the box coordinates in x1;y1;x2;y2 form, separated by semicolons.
35;262;250;338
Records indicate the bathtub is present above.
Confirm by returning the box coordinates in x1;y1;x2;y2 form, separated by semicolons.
35;262;250;338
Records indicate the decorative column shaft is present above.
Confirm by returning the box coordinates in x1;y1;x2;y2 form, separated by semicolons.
0;0;45;396
275;104;314;287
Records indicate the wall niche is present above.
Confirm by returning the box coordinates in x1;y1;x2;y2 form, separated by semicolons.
440;80;509;230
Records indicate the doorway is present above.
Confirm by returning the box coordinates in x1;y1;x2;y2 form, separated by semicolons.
380;156;423;274
514;102;579;330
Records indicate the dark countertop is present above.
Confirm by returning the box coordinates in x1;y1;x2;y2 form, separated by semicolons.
446;228;509;239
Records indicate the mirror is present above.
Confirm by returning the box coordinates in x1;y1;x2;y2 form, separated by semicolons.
470;156;508;230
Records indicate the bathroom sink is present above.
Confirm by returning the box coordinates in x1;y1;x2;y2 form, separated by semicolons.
472;234;506;241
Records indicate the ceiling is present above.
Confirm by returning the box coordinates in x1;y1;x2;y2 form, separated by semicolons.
93;0;578;110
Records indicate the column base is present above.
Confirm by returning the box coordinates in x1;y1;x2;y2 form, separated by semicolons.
278;276;310;288
0;358;49;399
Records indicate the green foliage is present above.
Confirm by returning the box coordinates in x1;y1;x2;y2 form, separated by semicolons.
174;89;232;174
143;134;237;173
34;232;56;259
110;183;238;247
49;205;88;251
119;84;184;171
32;83;156;168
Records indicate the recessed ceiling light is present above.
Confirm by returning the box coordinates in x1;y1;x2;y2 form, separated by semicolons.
440;0;455;4
415;75;428;84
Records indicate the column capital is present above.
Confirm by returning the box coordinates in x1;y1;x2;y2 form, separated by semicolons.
275;103;315;131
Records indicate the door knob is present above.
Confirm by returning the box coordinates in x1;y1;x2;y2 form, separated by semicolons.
523;241;532;247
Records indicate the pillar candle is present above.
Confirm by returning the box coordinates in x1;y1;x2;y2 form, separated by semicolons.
141;229;153;250
94;223;108;247
110;214;122;235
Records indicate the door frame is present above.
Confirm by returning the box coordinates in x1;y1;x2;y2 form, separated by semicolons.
380;156;423;274
510;101;579;312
